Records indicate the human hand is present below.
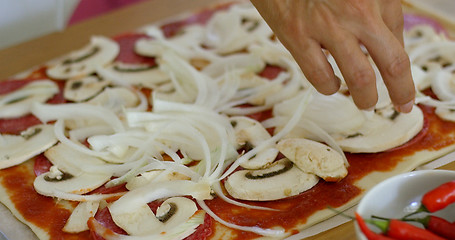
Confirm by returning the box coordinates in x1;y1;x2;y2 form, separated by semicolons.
251;0;415;113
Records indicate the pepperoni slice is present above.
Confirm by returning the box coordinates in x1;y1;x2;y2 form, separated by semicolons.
247;109;273;123
160;3;232;38
0;79;36;94
259;65;284;80
0;66;51;94
184;214;214;240
91;207;128;240
403;14;448;35
0;115;42;135
88;182;128;195
0;78;65;134
113;33;157;66
147;199;165;214
33;154;53;177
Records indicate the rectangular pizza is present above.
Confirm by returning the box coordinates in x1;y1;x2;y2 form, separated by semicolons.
1;1;455;240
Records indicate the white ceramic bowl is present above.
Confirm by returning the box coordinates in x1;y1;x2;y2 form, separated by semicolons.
355;170;455;240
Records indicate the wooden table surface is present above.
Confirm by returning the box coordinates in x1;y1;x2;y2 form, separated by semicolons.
0;0;454;239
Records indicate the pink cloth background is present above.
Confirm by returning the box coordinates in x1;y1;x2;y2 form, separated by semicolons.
68;0;146;25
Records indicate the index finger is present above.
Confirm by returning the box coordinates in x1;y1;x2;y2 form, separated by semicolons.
360;23;415;113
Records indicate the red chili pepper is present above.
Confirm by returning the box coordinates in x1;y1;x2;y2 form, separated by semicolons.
422;181;455;213
387;219;447;240
428;216;455;240
406;216;455;240
355;212;396;240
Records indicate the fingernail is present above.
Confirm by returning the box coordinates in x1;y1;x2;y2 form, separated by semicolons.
395;100;414;113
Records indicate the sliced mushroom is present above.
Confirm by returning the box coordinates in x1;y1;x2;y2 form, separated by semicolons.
201;53;265;78
63;87;139;130
64;75;110;102
225;158;319;201
44;143;109;175
97;62;170;89
427;67;455;122
202;7;271;54
430;70;455;101
404;25;443;52
333;105;424;153
299;92;365;136
155;197;198;233
110;203;162;236
0;124;57;169
87;87;139;111
276;138;347;182
411;64;433;91
409;42;455;74
33;143;111;196
109;197;197;236
126;170;191;191
0;80;59;118
88;209;205;240
436;105;455;121
33;166;111;196
135;25;205;58
63;201;100;233
47;36;119;79
230;116;278;169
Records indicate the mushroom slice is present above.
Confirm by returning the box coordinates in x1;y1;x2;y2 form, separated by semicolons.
155;197;198;233
135;25;205;58
435;107;455;122
202;53;265;78
404;25;443;51
63;201;100;233
230;116;278;169
64;75;110;102
0;80;59;118
0;124;57;169
334;105;424;153
409;42;455;74
33;167;111;196
108;180;212;235
97;62;170;89
225;158;319;201
110;197;198;236
89;210;205;240
202;7;270;54
412;64;433;91
126;170;191;191
276;138;347;182
430;70;455;101
47;36;119;79
300;92;365;136
87;87;139;111
33;143;111;196
44;143;109;175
